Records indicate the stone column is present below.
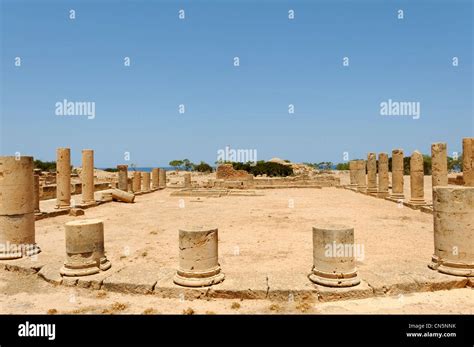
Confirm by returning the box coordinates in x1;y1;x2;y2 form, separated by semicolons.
408;150;426;206
159;169;166;188
152;168;160;190
173;226;225;287
0;156;41;259
463;138;474;186
377;153;389;198
355;160;367;192
429;186;473;277
34;175;40;213
81;149;95;204
390;149;405;199
132;171;141;193
431;143;448;194
308;224;360;287
60;219;111;276
184;172;191;188
56;148;71;209
366;153;378;196
349;161;357;189
142;172;151;192
117;165;128;191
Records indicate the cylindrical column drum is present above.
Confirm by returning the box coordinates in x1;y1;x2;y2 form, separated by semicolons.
159;169;166;188
390;149;405;199
429;186;474;277
0;156;41;259
409;150;426;205
462;138;474;186
184;173;191;188
349;161;357;188
377;153;389;198
81;149;95;204
309;224;360;287
117;165;128;191
142;172;151;192
355;160;367;192
173;226;225;287
152;168;160;189
34;175;40;213
60;219;112;276
132;171;141;193
366;153;377;196
56;147;71;209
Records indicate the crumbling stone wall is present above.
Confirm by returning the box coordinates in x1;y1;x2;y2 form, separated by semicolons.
216;164;252;180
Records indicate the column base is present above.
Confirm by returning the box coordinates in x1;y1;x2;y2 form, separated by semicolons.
0;243;41;260
308;268;360;287
377;191;389;198
173;267;225;288
428;255;474;277
60;257;111;277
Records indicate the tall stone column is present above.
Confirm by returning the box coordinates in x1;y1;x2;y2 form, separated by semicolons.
377;153;389;198
152;168;159;190
0;156;41;259
117;165;128;191
463;138;474;186
34;175;40;213
159;169;166;188
349;161;357;189
81;149;95;204
142;172;151;192
429;186;473;277
408;150;426;206
366;153;377;196
184;172;191;188
431;142;448;192
56;147;71;209
132;171;141;193
390;149;405;199
355;160;367;192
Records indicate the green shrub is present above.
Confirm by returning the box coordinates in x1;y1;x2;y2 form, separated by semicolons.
193;161;213;173
34;160;56;172
232;161;293;177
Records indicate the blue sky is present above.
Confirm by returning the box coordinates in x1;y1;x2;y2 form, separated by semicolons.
1;0;472;167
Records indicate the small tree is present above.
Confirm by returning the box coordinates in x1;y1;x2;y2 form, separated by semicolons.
169;160;184;171
182;159;193;171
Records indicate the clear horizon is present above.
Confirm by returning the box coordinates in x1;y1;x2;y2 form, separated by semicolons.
1;0;473;167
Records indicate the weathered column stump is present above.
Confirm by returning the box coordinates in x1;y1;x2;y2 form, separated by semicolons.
428;186;474;277
366;153;378;196
34;174;41;214
408;150;426;207
348;161;357;190
159;169;166;188
309;224;360;287
60;219;111;276
152;168;160;190
355;160;367;193
81;149;95;205
117;165;128;191
377;153;389;198
0;156;41;259
463;138;474;186
56;147;71;209
142;172;151;192
184;173;191;188
173;226;225;287
132;171;141;193
390;149;405;200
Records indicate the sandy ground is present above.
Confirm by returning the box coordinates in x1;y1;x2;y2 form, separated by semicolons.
0;271;472;314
